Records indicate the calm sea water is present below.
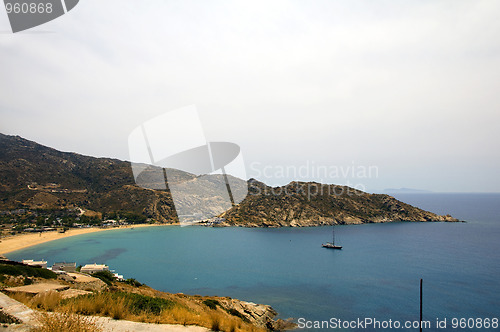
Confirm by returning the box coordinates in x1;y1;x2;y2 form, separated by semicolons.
7;194;500;331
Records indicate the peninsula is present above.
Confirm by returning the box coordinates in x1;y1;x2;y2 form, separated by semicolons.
0;133;458;232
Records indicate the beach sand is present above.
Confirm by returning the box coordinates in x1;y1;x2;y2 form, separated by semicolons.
0;224;171;255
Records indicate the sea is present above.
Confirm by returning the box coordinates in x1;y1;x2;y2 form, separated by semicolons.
6;193;500;331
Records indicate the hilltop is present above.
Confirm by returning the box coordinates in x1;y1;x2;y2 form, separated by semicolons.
219;179;457;227
0;133;458;226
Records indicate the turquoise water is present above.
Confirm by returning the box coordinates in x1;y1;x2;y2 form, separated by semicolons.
7;194;500;331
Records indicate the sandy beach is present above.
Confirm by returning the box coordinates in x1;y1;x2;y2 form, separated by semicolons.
0;224;172;256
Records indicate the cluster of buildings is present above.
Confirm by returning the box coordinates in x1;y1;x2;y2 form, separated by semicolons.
0;209;27;216
200;217;225;226
22;227;57;233
22;259;123;280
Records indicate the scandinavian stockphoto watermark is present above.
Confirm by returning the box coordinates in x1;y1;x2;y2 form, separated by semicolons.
249;161;379;198
297;317;499;330
128;105;248;225
3;0;79;33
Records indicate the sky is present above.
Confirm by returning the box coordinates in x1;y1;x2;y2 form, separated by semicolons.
0;0;499;192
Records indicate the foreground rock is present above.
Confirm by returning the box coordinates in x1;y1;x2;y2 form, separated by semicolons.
215;297;294;330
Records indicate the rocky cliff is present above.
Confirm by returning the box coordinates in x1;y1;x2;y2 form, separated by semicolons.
218;179;458;227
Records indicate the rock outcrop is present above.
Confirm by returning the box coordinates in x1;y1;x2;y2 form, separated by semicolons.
219;180;459;227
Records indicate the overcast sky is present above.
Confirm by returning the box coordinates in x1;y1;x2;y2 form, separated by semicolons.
1;0;499;192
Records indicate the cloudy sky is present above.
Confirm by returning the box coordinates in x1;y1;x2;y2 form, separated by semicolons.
1;0;499;192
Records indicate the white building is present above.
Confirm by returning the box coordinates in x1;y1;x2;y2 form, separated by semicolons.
22;259;47;269
113;272;124;281
80;263;109;274
52;262;76;272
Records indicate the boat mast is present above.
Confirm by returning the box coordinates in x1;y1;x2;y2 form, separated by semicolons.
332;223;335;245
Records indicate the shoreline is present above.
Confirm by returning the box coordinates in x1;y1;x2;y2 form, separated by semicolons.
0;219;462;256
0;223;175;256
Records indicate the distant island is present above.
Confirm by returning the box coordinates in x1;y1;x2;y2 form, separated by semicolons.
381;188;433;194
0;133;458;232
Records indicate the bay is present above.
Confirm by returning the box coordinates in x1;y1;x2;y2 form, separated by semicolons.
7;193;500;331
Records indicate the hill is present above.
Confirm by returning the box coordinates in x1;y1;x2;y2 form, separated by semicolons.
0;133;458;226
0;133;179;222
219;179;457;227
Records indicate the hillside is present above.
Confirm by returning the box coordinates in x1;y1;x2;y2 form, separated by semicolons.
0;260;290;331
0;133;180;222
0;133;458;226
220;179;457;227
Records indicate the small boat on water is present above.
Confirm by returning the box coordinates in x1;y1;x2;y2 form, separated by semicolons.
322;223;342;249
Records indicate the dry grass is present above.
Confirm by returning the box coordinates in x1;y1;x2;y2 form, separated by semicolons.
33;311;102;332
159;306;256;332
32;291;63;311
8;289;268;332
7;291;31;304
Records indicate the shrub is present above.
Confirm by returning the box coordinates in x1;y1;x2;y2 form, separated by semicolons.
226;308;248;322
203;299;220;310
210;313;221;331
124;278;142;287
92;271;115;286
0;263;56;279
114;292;174;315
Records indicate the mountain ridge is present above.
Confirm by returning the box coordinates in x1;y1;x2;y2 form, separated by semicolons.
0;133;459;226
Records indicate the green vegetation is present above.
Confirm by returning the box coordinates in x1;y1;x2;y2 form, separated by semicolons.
114;292;175;315
103;212;147;224
0;208;147;230
226;308;249;322
0;263;56;279
58;292;175;318
203;300;249;324
124;278;142;287
92;270;115;286
0;208;101;227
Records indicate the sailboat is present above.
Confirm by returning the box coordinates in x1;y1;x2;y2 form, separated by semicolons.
322;222;342;249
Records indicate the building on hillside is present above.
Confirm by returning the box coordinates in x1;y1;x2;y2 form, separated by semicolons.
52;262;76;272
80;263;109;274
113;272;124;281
22;259;47;269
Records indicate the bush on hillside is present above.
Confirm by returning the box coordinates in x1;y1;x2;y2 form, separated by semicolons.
0;263;56;279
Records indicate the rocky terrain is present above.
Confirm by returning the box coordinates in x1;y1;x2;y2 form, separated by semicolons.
0;133;458;227
0;260;291;331
219;179;458;227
